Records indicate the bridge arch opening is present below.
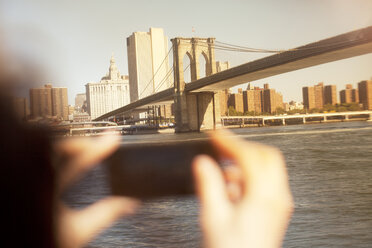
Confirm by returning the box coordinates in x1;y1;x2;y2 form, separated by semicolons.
183;53;192;83
198;52;208;79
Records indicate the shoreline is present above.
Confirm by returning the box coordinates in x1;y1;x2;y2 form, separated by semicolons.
221;117;370;129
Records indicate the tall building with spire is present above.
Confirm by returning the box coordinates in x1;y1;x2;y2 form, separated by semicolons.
86;55;130;119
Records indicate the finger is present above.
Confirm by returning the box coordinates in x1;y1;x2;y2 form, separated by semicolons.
56;133;120;191
58;196;140;248
192;155;230;218
224;165;243;202
223;164;242;183
209;130;259;192
210;130;288;199
209;130;247;161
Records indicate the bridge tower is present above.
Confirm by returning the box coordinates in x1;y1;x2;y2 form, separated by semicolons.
171;37;221;132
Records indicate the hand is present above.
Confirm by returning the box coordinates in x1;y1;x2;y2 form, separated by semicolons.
53;134;140;248
193;130;293;248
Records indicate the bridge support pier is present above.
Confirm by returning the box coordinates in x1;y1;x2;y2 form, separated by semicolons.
174;91;221;132
172;37;221;132
282;118;286;125
303;117;306;124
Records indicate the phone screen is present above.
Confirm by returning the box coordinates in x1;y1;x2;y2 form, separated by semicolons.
106;139;218;198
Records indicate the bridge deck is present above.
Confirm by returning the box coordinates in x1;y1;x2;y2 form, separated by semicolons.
95;26;372;121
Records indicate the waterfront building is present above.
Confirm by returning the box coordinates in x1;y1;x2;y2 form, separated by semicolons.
226;83;283;115
276;93;284;110
302;86;315;110
75;93;86;112
263;84;283;114
228;89;244;113
216;61;230;116
30;84;52;118
85;55;130;120
358;80;372;110
52;87;69;120
243;84;263;114
73;113;91;122
68;105;74;114
263;89;277;113
340;84;359;104
324;85;337;105
303;82;337;110
127;28;171;102
30;84;68;120
219;89;230;116
351;89;359;103
243;89;256;113
288;101;304;110
314;82;324;109
216;61;230;72
284;102;290;112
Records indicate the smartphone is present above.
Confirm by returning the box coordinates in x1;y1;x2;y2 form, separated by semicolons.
106;139;219;198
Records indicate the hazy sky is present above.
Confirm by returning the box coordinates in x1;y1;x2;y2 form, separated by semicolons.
1;0;372;104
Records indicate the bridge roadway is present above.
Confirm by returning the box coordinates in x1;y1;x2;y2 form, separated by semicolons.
221;111;372;126
95;26;372;121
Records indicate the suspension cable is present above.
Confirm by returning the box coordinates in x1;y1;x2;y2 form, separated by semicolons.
154;66;174;92
139;45;173;98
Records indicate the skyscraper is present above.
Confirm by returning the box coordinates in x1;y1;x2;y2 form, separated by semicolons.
30;84;52;118
351;89;359;103
340;84;359;104
263;84;283;114
75;93;86;112
228;89;244;113
324;85;337;105
127;28;171;102
243;84;263;114
219;89;230;116
86;55;130;119
302;86;315;110
52;87;68;120
30;84;68;120
303;82;337;110
216;61;230;72
358;80;372;110
314;82;324;109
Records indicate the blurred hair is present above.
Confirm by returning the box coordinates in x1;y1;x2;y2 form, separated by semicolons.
0;60;57;247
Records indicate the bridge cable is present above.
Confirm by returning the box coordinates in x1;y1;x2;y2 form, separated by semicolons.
154;66;174;92
190;39;361;54
207;39;362;54
139;45;173;98
192;42;284;53
153;60;192;92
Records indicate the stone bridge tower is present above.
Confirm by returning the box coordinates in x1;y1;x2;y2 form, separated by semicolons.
171;37;221;132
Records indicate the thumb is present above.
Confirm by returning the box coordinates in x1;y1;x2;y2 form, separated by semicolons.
192;155;230;218
58;196;140;248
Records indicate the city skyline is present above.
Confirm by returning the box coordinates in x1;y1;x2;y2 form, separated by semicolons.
1;0;372;104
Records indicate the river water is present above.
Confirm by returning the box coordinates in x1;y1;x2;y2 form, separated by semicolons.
65;121;372;248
